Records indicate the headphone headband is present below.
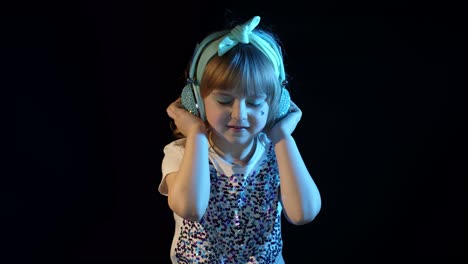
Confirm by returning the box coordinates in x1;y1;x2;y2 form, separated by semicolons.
188;30;228;82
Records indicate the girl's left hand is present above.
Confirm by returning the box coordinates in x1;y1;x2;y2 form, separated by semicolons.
166;98;207;137
267;100;302;144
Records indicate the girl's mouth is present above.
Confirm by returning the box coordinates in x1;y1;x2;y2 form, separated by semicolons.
228;126;247;131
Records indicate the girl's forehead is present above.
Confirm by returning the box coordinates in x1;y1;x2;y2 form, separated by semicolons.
211;88;267;98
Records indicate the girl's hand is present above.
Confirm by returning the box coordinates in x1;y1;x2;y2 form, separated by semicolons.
166;98;207;136
267;100;302;144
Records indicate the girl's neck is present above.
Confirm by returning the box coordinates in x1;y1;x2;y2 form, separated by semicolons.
208;131;257;166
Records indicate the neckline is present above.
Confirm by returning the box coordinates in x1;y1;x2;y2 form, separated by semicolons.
208;131;258;167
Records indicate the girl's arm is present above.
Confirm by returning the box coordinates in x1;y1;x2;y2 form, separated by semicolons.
268;101;322;225
165;99;211;222
274;135;321;225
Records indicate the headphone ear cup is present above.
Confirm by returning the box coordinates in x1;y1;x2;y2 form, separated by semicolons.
277;88;291;120
181;83;200;117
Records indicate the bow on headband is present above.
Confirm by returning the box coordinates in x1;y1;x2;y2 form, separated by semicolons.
218;16;282;79
194;16;285;82
218;16;261;55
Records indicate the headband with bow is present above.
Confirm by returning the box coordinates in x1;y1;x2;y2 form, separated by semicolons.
193;16;285;83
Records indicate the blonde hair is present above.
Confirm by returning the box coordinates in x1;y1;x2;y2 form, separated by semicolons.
200;41;283;132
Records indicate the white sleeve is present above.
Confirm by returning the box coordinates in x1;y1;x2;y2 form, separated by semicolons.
158;139;186;196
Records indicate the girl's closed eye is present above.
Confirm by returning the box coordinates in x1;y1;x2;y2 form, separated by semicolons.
246;99;265;107
213;91;266;107
216;98;265;107
216;96;234;105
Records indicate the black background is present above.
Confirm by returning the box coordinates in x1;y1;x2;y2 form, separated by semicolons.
8;0;467;263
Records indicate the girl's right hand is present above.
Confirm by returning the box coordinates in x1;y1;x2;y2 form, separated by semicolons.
166;98;207;137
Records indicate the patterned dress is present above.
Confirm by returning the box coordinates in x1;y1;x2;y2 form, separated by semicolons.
160;135;284;263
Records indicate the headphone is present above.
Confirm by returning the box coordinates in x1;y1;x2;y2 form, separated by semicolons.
181;26;291;122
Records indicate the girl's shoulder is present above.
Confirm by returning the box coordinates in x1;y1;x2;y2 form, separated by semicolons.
163;138;187;153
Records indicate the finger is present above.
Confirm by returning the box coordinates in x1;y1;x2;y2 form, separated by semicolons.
174;98;185;108
290;101;301;110
166;106;175;118
167;101;180;117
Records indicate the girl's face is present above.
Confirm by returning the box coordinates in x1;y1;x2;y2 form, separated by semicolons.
204;89;269;146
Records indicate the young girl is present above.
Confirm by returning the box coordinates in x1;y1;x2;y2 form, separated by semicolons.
159;15;321;263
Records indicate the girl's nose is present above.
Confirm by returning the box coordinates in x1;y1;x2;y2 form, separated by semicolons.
231;100;248;120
